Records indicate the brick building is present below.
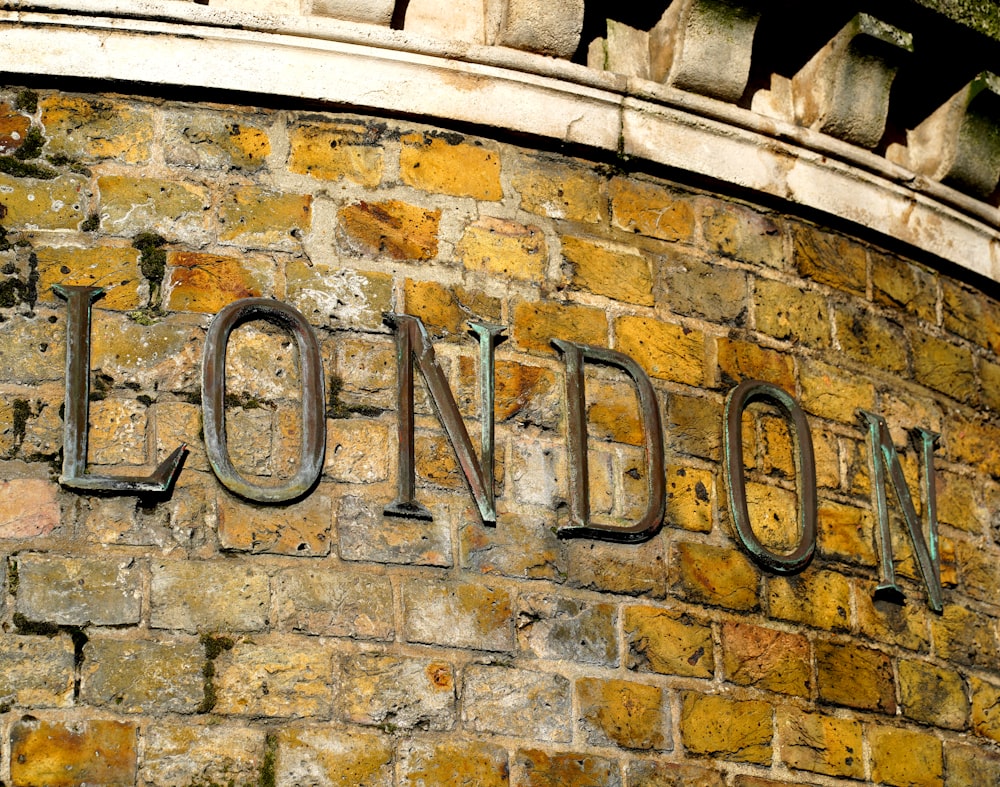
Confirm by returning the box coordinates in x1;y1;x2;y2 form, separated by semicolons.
0;1;998;785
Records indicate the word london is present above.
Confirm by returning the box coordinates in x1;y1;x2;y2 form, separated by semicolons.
52;285;944;612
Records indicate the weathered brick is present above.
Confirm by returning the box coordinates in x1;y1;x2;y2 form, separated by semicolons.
97;175;209;239
16;554;141;626
400;133;502;200
667;394;724;461
142;723;266;787
792;223;866;295
336;494;452;567
679;692;772;764
971;675;1000;743
854;588;930;655
669;541;759;611
464;665;571;741
0;633;74;708
817;499;877;565
834;304;909;373
460;506;563;580
0;102;31;153
287;262;392;331
610;178;696;242
872;251;937;322
615;316;706;386
912;330;977;402
753;277;830;348
945;413;1000;478
276;727;393;786
931;603;999;668
720;621;810;697
767;568;851;631
41;94;153;162
403;579;513;651
273;567;393;640
289;120;383;186
627;760;726;787
150;560;268;632
338;199;440;260
869;726;943;787
665;256;748;323
742;481;801;556
218;489;332;556
10;718;137;787
165;251;272;313
778;709;863;779
701;200;784;267
562;235;653;305
942;279;1000;355
400;738;509;787
402;279;502;339
566;538;667;597
899;658;968;729
0;478;60;538
665;465;714;532
213;637;335;718
815;640;895;713
336;654;455;730
165;110;271;171
577;677;670;750
514;750;620;787
625;605;713;678
0;172;87;230
946;744;1000;787
516;593;617;666
219;186;311;249
514;300;608;356
459;217;547;281
717;336;795;391
81;636;203;713
512;156;606;224
36;245;141;310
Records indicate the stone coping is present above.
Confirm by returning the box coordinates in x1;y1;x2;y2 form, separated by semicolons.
1;1;999;281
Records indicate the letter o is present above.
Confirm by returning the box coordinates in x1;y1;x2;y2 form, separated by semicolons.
723;379;817;573
202;298;326;503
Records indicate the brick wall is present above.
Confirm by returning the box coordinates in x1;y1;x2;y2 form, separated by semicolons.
0;84;997;786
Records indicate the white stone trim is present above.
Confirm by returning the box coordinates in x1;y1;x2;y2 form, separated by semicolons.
2;4;999;280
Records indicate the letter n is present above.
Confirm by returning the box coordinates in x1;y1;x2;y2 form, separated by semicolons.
383;314;504;526
860;410;943;612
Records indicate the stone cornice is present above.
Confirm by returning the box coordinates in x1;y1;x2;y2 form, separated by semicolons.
2;1;1000;281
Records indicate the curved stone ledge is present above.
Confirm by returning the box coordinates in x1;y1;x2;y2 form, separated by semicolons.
2;2;1000;281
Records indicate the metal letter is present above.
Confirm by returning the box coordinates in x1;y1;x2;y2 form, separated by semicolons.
860;410;943;612
202;298;325;503
552;340;665;543
383;314;504;526
724;379;816;573
54;284;187;493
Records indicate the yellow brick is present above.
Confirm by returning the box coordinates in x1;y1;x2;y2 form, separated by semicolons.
834;305;909;373
899;659;969;729
669;540;759;611
11;718;137;787
577;677;668;750
912;330;976;403
717;336;795;391
165;112;271;171
610;177;696;242
817;500;876;565
220;186;311;248
767;569;851;631
799;359;876;424
400;133;502;200
624;605;713;678
459;217;546;281
276;728;393;786
166;251;269;313
855;583;930;651
97;175;209;237
666;465;714;532
872;251;937;322
36;246;141;310
41;94;153;163
869;726;943;787
680;692;772;764
512;156;606;224
943;279;1000;355
754;277;830;348
513;300;608;356
561;235;653;305
792;222;866;295
815;639;895;713
0;102;30;154
615;316;706;386
721;621;811;697
0;172;87;230
701;199;784;266
779;710;863;779
288;121;383;186
217;488;332;556
339;199;440;261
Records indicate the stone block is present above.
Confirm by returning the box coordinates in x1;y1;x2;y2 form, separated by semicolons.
150;560;268;632
402;579;513;651
275;727;393;786
516;593;617;666
41;94;153;162
218;488;332;556
0;172;87;230
514;747;621;787
561;235;652;305
288;262;392;331
213;637;335;718
273;567;393;640
463;665;571;741
669;541;758;611
614;316;706;386
566;538;667;598
460;217;546;281
400;133;502;200
610;177;696;242
399;738;509;787
16;554;141;626
627;760;726;787
720;621;810;697
219;186;312;250
289;120;384;186
164;110;270;171
815;639;895;714
165;251;272;313
577;677;670;750
0;479;60;538
142;723;266;787
10;718;137;787
336;494;452;567
338;199;440;261
336;654;455;730
36;245;141;310
81;636;204;713
625;605;713;678
679;692;772;763
97;175;209;240
494;0;584;58
0;633;74;708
